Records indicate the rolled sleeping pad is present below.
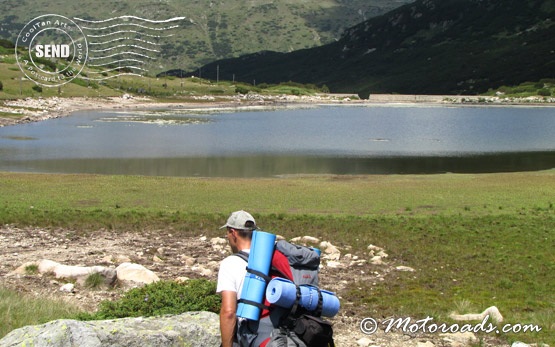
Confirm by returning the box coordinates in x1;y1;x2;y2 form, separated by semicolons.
299;285;319;312
236;273;268;320
236;230;277;320
320;289;341;317
266;277;297;308
265;278;341;317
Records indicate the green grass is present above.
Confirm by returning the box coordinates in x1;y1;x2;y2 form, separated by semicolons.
0;171;553;344
0;287;83;338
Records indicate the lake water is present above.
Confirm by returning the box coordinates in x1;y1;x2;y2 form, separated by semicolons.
1;104;555;177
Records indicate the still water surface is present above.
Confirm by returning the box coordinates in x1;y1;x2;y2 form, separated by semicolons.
1;105;554;176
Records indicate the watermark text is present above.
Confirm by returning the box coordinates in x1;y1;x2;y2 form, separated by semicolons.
360;315;542;335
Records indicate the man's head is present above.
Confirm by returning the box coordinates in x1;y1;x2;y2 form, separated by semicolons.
221;210;256;252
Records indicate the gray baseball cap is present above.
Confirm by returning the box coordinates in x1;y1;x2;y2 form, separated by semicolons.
220;210;257;230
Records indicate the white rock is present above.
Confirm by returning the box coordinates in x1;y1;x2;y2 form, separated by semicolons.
367;244;384;252
53;264;106;279
301;236;320;244
376;250;388;258
116;263;159;285
449;306;503;323
511;342;531;347
180;255;196;267
101;255;114;264
395;266;416;272
115;255;132;263
192;265;213;277
319;241;340;260
355;337;374;346
210;237;227;246
38;259;60;273
60;283;75;293
326;261;342;269
370;256;385;265
417;342;435;347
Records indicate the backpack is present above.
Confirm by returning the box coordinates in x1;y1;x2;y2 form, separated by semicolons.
235;240;335;347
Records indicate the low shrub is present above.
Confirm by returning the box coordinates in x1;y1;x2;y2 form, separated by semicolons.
24;264;39;275
84;273;104;289
79;279;220;320
235;85;250;94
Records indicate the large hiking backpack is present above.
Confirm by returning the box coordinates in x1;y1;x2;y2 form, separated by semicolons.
235;240;335;347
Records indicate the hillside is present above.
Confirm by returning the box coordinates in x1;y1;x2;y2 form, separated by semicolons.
0;0;411;73
183;0;555;95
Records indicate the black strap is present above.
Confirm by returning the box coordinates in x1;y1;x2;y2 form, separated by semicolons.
290;285;301;316
234;251;272;282
246;267;272;282
314;288;324;317
238;298;269;311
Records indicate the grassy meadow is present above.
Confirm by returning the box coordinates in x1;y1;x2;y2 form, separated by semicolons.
0;171;554;344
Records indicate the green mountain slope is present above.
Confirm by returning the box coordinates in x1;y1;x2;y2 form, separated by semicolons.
0;0;412;73
185;0;555;95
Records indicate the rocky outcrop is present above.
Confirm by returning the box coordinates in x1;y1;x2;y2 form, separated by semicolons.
0;311;220;347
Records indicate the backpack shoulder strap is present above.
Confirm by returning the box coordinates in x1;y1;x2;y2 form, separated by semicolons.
234;250;272;282
234;250;249;263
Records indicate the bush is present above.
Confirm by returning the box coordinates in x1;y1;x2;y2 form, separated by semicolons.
84;273;104;289
79;279;220;320
0;39;14;49
32;85;42;93
235;85;250;94
537;88;552;97
0;81;3;91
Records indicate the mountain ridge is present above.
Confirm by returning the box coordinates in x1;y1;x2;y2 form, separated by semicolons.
182;0;555;95
0;0;412;73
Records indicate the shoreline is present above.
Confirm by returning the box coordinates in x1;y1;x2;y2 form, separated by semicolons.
1;93;555;127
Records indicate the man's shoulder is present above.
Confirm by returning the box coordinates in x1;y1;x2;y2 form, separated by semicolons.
221;252;249;267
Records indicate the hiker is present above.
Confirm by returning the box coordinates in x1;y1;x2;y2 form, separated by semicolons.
217;210;336;347
216;210;258;347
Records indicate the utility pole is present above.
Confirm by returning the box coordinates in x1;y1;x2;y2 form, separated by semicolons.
216;65;219;83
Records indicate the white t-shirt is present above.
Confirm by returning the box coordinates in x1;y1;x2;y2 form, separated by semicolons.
216;249;249;300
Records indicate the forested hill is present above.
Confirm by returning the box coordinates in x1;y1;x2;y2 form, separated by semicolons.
0;0;412;72
180;0;555;95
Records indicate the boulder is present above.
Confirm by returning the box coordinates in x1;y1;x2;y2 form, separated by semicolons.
116;262;160;286
0;311;220;347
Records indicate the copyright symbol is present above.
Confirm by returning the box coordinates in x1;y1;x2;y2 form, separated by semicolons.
360;318;378;335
